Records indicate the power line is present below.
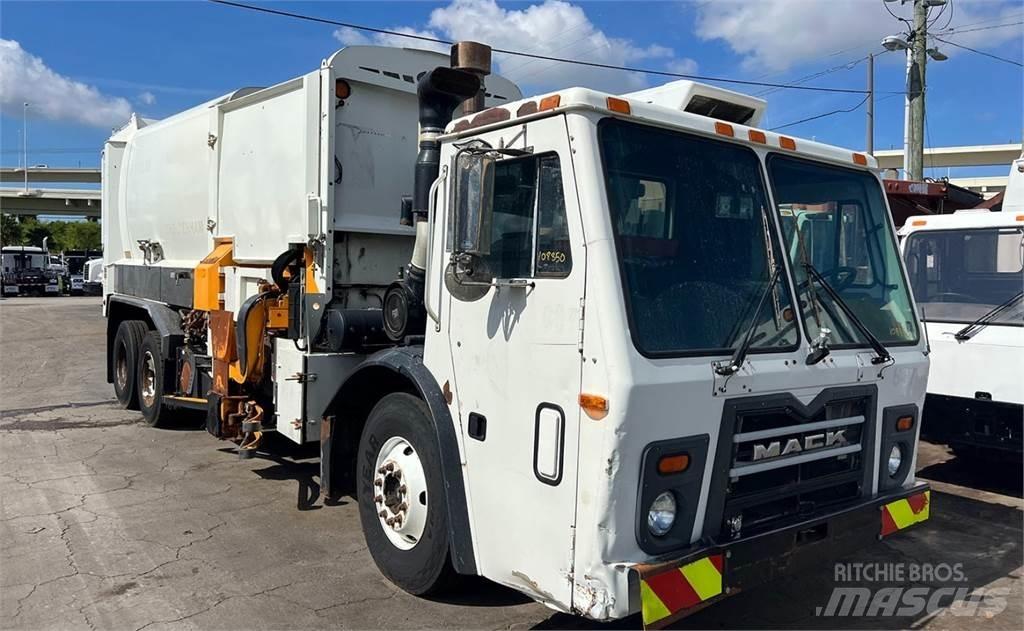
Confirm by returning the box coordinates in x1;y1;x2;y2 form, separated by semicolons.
769;94;870;131
754;55;872;97
207;0;889;95
933;35;1023;67
936;20;1024;36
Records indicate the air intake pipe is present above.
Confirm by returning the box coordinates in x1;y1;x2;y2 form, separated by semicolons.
382;45;485;342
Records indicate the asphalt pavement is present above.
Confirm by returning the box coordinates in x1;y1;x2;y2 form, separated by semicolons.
1;297;1020;630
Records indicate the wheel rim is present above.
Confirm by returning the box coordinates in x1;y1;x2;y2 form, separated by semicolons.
140;350;157;408
373;435;428;551
115;345;129;391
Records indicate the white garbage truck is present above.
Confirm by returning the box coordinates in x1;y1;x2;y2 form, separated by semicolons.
898;155;1024;460
102;42;931;627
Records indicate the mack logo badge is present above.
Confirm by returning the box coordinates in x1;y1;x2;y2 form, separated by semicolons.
751;430;848;461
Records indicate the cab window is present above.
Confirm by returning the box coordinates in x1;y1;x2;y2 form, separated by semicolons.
485;153;572;279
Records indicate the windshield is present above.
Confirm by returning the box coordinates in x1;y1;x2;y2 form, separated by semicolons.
599;119;798;357
903;227;1024;325
769;155;918;346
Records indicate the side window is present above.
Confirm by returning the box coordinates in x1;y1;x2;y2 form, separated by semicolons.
535;157;572;277
485;153;573;279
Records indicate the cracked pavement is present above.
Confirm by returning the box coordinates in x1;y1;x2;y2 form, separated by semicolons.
1;297;1021;630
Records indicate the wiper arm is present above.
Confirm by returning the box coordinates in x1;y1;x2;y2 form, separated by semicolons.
716;265;782;376
954;291;1023;340
804;263;892;365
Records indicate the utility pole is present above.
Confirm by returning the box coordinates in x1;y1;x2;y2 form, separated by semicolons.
22;102;29;193
906;0;928;181
866;53;875;156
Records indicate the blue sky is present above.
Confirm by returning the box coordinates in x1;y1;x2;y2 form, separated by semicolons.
1;0;1021;178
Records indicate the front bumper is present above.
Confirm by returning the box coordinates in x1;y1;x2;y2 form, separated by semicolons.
632;483;931;628
922;393;1022;454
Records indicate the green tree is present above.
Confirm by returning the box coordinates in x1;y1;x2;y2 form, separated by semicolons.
1;214;22;246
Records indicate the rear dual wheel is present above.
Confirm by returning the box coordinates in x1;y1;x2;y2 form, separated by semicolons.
112;320;148;409
137;331;176;428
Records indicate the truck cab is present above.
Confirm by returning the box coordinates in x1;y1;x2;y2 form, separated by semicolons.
899;209;1023;458
428;84;929;622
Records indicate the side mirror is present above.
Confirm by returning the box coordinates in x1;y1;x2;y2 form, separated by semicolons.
453;152;495;257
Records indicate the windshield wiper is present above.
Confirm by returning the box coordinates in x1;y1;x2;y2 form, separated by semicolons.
716;265;782;376
954;291;1023;341
804;262;892;365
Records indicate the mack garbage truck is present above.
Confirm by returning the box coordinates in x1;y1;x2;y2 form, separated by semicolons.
101;42;931;626
898;155;1024;460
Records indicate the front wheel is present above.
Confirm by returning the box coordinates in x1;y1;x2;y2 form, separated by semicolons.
357;393;456;595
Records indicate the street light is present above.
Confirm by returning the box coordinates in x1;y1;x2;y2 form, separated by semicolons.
882;35;911;51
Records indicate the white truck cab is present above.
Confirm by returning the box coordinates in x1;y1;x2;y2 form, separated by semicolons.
101;43;931;627
898;206;1023;458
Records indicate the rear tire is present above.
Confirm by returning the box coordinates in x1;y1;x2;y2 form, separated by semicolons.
357;393;456;596
137;331;176;428
112;320;148;409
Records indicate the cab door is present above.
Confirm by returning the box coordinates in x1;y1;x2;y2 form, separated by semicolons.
444;115;585;608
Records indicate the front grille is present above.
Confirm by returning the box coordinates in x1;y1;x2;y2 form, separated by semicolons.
714;393;874;539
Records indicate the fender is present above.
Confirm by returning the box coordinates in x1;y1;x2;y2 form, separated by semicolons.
336;345;477;575
106;294;184;380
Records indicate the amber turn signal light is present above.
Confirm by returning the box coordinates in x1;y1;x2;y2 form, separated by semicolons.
658;453;690;475
896;415;914;432
579;393;609;417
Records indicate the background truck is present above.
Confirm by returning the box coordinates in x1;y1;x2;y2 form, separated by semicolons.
62;249;103;295
1;244;61;296
102;42;931;626
898;155;1024;459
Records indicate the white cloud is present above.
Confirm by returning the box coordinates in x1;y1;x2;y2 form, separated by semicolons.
695;0;1023;72
333;0;697;93
0;39;132;128
137;91;156;106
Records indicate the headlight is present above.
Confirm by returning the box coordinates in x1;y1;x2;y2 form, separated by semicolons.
647;491;677;536
887;444;903;477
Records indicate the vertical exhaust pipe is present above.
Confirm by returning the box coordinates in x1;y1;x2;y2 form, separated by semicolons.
382;43;486;342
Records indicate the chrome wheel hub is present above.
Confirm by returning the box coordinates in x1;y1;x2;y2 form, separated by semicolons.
140;350;156;407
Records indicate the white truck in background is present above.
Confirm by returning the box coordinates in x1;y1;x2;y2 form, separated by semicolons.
102;42;931;626
1;244;61;296
898;154;1024;459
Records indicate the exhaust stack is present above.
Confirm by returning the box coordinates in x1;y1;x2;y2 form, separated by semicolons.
382;43;486;342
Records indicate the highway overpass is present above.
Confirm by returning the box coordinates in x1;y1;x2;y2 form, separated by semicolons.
874;143;1022;170
0;188;100;218
0;167;101;184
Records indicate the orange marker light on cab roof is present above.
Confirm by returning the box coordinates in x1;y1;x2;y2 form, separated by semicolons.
606;97;631;115
779;136;797;151
579;393;609;420
714;122;734;137
539;94;561;111
853;152;868;166
911;219;927;227
658;453;690;475
748;130;767;144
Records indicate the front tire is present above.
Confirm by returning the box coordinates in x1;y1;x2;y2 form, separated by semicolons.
137;331;175;428
112;320;148;409
357;393;456;595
